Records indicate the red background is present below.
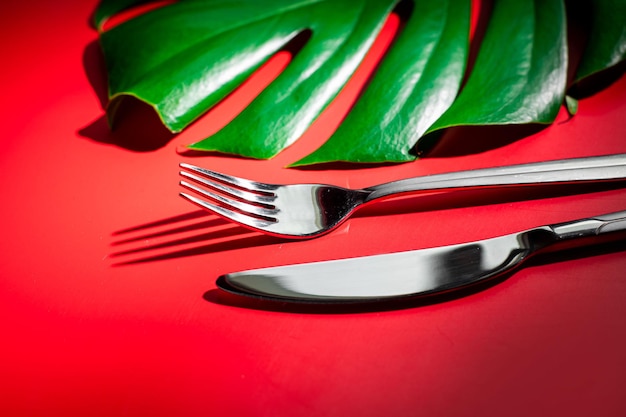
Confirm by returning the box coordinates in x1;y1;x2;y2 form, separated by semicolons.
1;1;626;416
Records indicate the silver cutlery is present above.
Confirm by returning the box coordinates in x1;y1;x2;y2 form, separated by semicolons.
217;210;626;303
179;154;626;238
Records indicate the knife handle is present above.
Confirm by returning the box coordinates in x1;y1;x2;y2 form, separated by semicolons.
549;210;626;240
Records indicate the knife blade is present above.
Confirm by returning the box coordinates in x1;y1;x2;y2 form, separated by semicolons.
218;210;626;303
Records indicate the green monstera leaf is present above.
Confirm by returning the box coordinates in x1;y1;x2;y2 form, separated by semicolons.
94;0;626;165
572;0;626;85
292;0;470;165
96;0;404;158
294;0;566;165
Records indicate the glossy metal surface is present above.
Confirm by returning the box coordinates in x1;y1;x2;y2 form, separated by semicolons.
220;210;626;302
180;154;626;238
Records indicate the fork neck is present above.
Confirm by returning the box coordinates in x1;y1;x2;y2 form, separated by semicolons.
362;178;427;202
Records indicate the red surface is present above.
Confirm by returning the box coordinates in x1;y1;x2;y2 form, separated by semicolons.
2;1;626;416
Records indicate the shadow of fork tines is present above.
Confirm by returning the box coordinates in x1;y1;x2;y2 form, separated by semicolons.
109;178;626;266
109;210;285;266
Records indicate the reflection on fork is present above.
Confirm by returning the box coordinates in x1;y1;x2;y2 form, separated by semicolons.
179;154;626;239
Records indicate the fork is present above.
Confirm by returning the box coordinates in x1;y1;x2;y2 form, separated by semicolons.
179;154;626;239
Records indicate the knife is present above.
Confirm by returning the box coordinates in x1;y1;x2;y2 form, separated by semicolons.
217;210;626;303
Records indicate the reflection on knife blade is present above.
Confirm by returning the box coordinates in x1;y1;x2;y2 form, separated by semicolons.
218;210;626;303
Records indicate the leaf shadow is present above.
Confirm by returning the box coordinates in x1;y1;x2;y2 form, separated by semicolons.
568;61;626;100
291;123;549;171
564;0;626;98
291;123;548;171
109;210;286;266
83;40;108;109
417;123;549;158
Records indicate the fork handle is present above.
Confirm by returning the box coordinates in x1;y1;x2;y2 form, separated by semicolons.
365;154;626;201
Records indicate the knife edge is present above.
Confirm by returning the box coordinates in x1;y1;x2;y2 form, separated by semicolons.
219;227;555;302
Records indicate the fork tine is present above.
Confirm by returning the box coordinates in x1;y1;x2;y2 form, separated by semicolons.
179;163;277;194
180;170;275;206
179;192;276;231
180;180;278;219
